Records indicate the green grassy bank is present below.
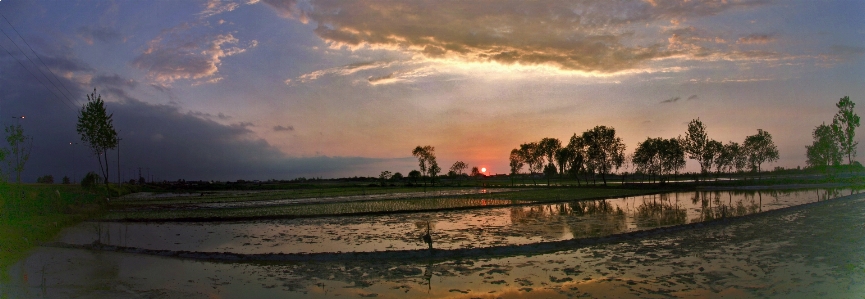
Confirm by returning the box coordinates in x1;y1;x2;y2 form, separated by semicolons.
0;184;129;278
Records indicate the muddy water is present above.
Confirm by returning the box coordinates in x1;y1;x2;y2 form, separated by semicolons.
54;189;858;254
3;191;864;298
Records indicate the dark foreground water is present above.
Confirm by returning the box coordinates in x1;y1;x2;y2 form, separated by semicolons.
2;189;864;298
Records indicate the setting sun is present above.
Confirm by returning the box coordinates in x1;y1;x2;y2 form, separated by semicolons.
481;167;486;173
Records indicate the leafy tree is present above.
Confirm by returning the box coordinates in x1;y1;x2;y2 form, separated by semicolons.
683;118;711;177
633;137;662;182
77;89;118;185
565;134;587;185
378;171;392;186
509;148;524;175
659;138;686;180
554;147;573;176
716;141;740;174
391;172;403;181
519;142;543;185
728;142;748;173
36;175;54;184
408;170;421;184
470;166;481;177
743;129;779;173
62;176;71;184
5;124;31;183
81;171;100;190
538;137;561;186
832;96;859;165
806;122;842;168
703;140;723;178
538;137;561;173
449;161;467;185
412;145;439;186
633;137;685;183
582;126;626;186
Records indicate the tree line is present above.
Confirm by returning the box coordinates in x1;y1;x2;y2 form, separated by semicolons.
506;121;780;186
397;97;858;188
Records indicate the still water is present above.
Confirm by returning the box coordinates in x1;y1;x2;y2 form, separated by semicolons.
56;189;856;254
3;188;864;298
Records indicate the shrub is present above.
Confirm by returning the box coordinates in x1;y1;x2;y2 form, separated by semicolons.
81;172;100;189
36;175;54;184
62;176;71;184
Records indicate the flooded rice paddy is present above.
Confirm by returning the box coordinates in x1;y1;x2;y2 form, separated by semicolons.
3;187;865;298
57;189;857;254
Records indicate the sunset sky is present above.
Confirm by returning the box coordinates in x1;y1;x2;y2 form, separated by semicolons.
0;0;863;182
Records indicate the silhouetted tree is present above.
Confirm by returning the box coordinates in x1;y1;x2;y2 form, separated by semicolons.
684;118;711;179
539;137;561;186
519;142;543;185
729;142;748;173
391;172;403;182
806;122;842;168
582;126;626;186
77;89;118;185
554;146;575;178
378;171;392;186
564;134;588;185
449;161;467;185
633;137;662;182
408;170;422;184
509;148;524;175
633;137;684;183
412;145;439;186
743;129;779;173
703;139;723;178
832;96;859;165
5;124;31;184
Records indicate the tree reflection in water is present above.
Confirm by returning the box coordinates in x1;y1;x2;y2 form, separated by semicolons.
635;193;686;228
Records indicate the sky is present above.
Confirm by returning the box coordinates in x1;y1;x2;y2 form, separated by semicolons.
0;0;863;182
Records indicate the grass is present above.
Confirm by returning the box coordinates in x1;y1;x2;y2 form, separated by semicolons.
0;183;116;280
103;187;657;221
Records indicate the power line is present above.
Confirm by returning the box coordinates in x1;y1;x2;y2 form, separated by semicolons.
0;41;77;112
0;20;81;111
0;12;83;107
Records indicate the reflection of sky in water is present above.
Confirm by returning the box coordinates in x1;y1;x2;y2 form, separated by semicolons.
55;189;860;254
12;194;865;298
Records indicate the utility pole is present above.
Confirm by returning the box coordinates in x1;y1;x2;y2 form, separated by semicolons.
117;137;122;187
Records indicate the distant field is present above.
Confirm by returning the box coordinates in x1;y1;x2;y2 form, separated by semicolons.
103;187;656;221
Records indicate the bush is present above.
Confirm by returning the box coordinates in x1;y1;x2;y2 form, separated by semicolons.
81;172;100;189
62;176;71;184
36;175;54;184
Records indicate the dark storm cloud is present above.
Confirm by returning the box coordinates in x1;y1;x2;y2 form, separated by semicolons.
77;25;122;44
266;0;769;73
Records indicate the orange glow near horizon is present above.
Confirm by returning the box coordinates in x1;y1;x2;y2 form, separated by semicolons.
481;167;486;173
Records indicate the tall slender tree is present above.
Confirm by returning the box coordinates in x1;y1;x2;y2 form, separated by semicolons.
77;89;118;185
832;96;859;165
684;118;711;178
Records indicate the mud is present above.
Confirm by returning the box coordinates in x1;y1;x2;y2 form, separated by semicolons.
3;190;864;298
